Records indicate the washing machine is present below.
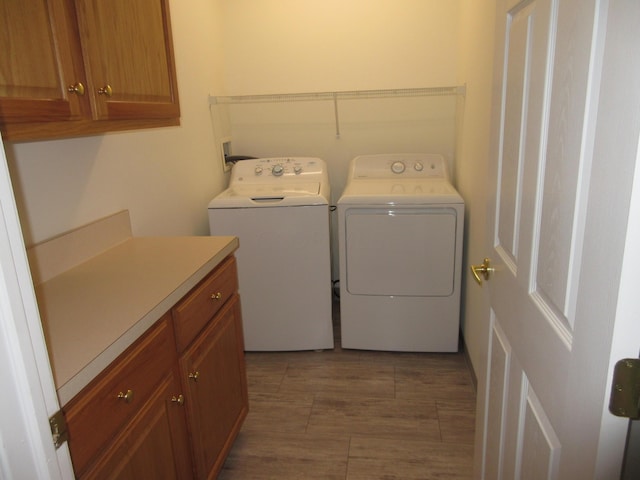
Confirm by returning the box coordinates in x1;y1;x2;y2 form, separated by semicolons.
337;153;464;352
208;157;334;351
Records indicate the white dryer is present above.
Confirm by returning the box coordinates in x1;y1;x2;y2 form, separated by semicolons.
337;153;464;352
208;157;334;351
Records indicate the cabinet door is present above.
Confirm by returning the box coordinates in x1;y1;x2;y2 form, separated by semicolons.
0;0;88;122
64;315;176;476
74;0;180;120
180;295;248;479
79;374;193;480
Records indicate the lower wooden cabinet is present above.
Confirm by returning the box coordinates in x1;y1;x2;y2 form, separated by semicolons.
179;295;248;478
64;254;248;479
78;374;193;480
64;314;183;477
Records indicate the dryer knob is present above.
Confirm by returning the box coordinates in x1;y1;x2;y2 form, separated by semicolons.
254;166;263;175
391;161;406;174
414;162;424;172
272;165;284;176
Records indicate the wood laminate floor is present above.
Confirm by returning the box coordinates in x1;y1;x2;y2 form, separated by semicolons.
219;303;476;479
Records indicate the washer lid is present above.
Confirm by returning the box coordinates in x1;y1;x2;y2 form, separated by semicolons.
338;179;463;205
208;182;328;207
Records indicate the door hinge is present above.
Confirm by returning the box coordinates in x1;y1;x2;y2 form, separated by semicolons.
609;358;640;419
49;410;68;449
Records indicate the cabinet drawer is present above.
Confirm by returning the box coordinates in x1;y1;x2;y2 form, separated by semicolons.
173;255;239;352
64;314;176;476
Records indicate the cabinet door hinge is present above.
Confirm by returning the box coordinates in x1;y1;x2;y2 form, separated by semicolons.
609;358;640;419
49;410;68;449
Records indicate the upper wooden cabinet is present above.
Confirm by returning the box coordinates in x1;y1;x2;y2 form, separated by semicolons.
0;0;180;141
74;0;179;120
0;0;88;124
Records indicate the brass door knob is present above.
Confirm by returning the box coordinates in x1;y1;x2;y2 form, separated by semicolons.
67;82;85;96
117;389;134;403
97;84;113;97
211;292;222;300
171;394;185;406
471;258;494;285
188;371;200;382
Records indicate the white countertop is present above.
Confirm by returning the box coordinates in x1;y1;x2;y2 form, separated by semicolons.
34;235;239;405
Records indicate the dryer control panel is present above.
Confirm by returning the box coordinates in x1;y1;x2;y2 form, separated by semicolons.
349;153;450;180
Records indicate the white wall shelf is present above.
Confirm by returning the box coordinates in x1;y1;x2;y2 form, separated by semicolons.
209;86;465;138
209;86;465;105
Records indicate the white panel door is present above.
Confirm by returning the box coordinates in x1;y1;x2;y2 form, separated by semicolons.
477;0;640;478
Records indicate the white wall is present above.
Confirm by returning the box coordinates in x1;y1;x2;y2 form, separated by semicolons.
4;0;228;247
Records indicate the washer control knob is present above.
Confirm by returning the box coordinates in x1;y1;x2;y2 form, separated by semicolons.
272;165;284;176
414;162;424;172
294;166;303;175
391;161;406;174
254;166;263;175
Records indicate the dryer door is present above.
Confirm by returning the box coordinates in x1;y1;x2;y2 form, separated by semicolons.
344;207;458;297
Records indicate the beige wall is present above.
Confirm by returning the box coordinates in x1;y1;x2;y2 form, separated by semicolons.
213;0;463;198
219;0;459;94
455;1;496;475
5;0;229;246
455;0;496;380
456;0;497;385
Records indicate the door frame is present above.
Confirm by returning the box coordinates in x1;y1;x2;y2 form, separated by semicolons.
574;0;640;476
0;134;74;479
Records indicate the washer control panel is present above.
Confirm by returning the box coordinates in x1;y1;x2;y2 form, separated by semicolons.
231;157;327;183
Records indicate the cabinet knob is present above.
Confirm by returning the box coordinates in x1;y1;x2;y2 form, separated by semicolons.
171;394;185;406
211;292;222;300
117;389;134;403
67;82;85;96
97;84;113;97
188;371;200;382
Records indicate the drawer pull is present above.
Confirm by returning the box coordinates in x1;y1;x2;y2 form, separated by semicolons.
171;394;185;406
117;389;134;403
211;292;223;300
188;371;200;382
